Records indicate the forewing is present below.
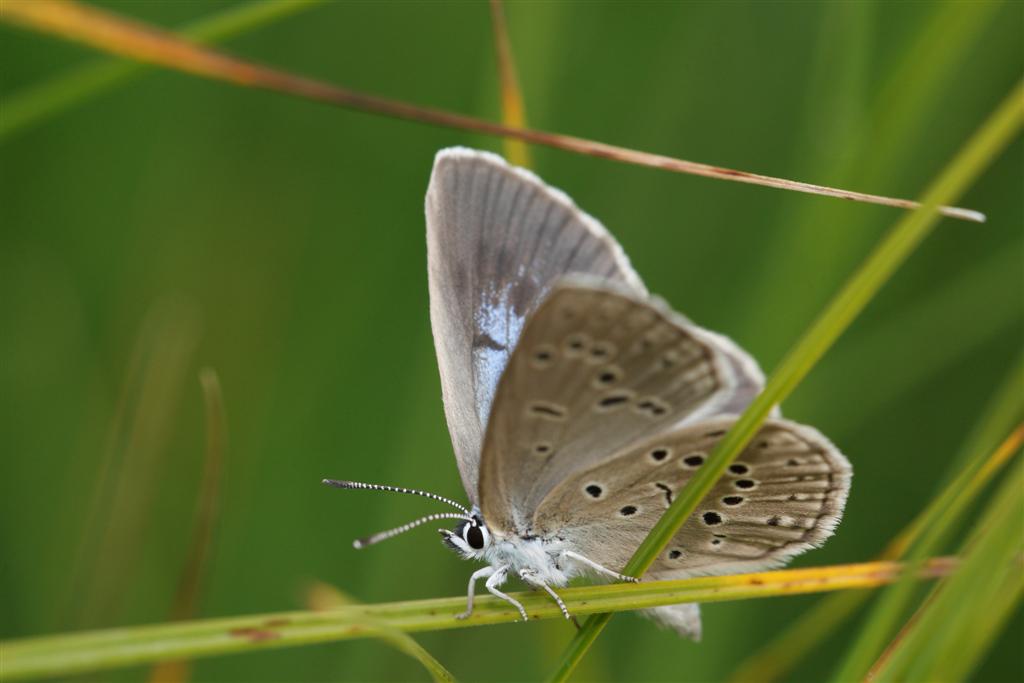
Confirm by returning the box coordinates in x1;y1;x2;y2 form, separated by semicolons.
426;148;646;503
689;328;777;418
478;282;737;533
534;415;851;576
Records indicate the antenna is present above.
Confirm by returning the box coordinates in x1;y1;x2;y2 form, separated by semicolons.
352;512;471;548
322;479;471;516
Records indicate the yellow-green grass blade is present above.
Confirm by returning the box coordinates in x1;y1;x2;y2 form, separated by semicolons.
870;459;1024;682
730;407;1023;683
548;78;1024;683
832;423;1024;681
1;558;954;681
730;360;1023;683
303;581;457;683
0;0;324;140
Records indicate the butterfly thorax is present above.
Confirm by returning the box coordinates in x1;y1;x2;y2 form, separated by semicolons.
483;533;574;587
443;513;578;587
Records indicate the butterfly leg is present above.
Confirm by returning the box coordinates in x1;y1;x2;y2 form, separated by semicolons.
562;550;640;583
519;568;572;620
485;566;528;622
456;566;495;620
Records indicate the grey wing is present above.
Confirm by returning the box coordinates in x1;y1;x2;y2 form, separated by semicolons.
426;148;646;503
478;282;739;534
688;328;778;418
534;415;851;577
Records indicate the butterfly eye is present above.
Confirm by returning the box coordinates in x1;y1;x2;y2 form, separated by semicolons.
464;524;486;550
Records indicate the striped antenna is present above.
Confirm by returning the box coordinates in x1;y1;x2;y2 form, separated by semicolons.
352;512;471;549
322;479;471;516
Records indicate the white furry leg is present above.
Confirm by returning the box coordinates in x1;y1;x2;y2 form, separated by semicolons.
562;550;639;583
485;566;528;622
519;568;572;620
456;566;495;620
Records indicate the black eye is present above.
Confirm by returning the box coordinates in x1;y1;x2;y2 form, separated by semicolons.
465;525;485;549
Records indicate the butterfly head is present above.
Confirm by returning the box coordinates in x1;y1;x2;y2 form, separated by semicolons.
440;513;491;559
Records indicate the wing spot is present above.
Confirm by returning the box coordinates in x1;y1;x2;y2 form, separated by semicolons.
563;333;591;357
619;505;638;517
530;344;557;368
649;447;671;463
702;511;723;525
722;496;744;506
735;479;757;489
787;459;801;466
533;442;552;456
767;516;781;527
596;392;633;411
683;454;705;468
587;341;617;364
729;463;750;475
592;365;624;389
711;538;722;546
655;482;673;505
528;402;568;421
668;549;682;560
634;397;670;418
584;484;603;499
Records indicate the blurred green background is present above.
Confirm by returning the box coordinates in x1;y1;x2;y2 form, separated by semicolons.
1;1;1021;681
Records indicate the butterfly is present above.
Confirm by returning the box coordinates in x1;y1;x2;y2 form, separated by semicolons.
325;147;852;640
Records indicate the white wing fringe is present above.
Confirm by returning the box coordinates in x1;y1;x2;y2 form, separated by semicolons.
642;602;702;642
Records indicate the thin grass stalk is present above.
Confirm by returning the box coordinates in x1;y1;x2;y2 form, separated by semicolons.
0;0;984;221
548;80;1024;683
869;460;1024;682
728;369;1024;683
147;369;228;683
0;0;324;139
77;301;201;625
832;421;1024;681
0;558;955;681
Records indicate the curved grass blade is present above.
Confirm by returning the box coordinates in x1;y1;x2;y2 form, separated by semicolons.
869;459;1024;682
831;423;1024;681
148;368;228;683
0;0;324;140
729;390;1023;683
1;558;955;682
0;0;984;221
548;80;1024;683
71;300;201;627
304;581;456;683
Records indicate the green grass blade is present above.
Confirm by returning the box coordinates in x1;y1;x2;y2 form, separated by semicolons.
832;423;1024;681
947;352;1024;473
0;0;324;140
0;559;953;681
729;355;1024;683
303;581;457;683
548;79;1024;683
742;0;1000;348
871;459;1024;682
